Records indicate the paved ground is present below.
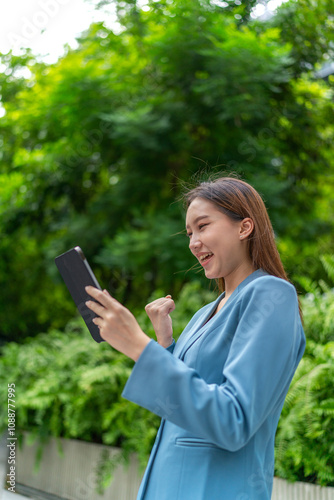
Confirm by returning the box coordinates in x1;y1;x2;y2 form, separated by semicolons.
0;435;28;499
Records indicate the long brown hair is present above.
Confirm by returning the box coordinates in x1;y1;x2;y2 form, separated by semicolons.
184;176;302;316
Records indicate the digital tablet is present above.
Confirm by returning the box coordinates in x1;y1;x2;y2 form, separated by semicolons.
55;246;105;343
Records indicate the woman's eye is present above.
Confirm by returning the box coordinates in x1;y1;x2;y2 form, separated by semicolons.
186;223;208;237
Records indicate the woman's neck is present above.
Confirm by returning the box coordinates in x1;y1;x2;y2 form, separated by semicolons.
223;262;256;300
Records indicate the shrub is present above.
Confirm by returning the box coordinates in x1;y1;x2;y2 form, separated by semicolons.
0;319;159;471
275;256;334;486
275;340;334;486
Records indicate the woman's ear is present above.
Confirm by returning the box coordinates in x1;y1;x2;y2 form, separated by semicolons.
239;218;254;239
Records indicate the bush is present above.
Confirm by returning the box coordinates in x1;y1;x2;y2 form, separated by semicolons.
296;257;334;345
275;257;334;486
0;319;159;472
275;340;334;486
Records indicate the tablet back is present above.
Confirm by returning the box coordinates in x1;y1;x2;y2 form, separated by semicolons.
55;247;104;343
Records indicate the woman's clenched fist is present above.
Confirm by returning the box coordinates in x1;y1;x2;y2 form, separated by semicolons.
145;295;175;348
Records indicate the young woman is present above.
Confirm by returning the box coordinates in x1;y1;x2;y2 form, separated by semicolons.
85;177;305;500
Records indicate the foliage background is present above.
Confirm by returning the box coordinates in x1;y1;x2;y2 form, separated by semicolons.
0;0;333;488
274;256;334;486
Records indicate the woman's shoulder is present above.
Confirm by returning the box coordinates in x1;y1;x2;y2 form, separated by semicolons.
240;272;298;304
251;273;296;289
234;272;304;346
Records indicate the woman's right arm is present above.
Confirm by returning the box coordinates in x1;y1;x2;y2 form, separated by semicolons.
145;295;175;348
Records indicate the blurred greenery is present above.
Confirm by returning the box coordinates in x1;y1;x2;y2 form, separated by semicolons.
0;0;333;488
275;340;334;486
275;257;334;486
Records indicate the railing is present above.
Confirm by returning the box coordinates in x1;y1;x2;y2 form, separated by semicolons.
272;477;334;500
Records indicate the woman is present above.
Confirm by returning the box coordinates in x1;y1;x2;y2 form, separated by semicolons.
85;177;305;500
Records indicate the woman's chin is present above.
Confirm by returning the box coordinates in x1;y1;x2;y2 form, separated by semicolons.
204;269;218;280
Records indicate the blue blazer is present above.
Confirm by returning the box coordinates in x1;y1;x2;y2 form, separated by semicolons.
122;270;306;500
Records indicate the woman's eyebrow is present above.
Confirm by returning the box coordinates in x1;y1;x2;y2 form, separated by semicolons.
186;215;210;229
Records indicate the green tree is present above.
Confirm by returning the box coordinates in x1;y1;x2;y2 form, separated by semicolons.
0;0;333;341
270;0;334;76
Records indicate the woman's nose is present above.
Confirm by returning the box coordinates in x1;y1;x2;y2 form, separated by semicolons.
189;236;201;253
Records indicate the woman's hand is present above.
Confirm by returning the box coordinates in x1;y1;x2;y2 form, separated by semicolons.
85;286;151;362
145;295;175;348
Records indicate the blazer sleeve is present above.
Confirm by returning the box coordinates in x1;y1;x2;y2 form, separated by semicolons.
166;339;176;353
122;277;306;451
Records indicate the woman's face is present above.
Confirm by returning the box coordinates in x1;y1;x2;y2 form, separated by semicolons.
186;197;251;281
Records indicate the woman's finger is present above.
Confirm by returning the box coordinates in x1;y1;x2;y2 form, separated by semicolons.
86;299;105;317
167;301;175;313
146;296;173;309
85;286;114;308
92;316;103;327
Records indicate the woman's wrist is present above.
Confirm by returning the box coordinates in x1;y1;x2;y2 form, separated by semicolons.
158;337;174;348
132;335;152;362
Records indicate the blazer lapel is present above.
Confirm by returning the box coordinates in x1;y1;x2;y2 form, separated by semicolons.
173;269;268;361
173;295;223;360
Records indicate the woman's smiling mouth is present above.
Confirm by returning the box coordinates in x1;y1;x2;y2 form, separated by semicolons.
198;252;214;266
